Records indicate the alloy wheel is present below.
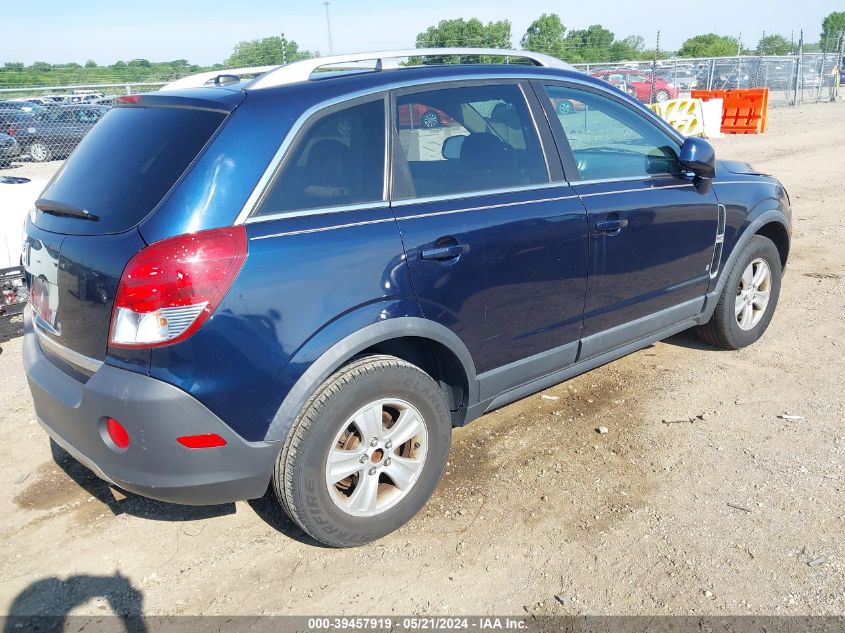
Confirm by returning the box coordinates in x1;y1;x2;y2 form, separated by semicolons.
735;257;771;331
325;398;428;517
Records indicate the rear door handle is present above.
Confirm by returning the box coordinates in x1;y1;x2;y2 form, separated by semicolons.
595;218;629;233
420;244;464;261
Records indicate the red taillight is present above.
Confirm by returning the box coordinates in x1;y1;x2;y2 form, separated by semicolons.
106;418;130;449
116;94;141;104
177;434;227;449
110;226;247;348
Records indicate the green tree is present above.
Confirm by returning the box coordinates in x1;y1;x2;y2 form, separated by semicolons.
415;18;512;63
226;36;313;66
564;24;616;62
678;33;740;57
84;59;98;68
756;34;791;55
609;35;645;61
820;11;845;52
521;14;567;60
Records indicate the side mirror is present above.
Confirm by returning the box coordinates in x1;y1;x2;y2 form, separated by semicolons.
441;134;466;160
679;136;716;180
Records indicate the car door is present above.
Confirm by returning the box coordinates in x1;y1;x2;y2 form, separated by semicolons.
390;81;588;395
538;82;719;359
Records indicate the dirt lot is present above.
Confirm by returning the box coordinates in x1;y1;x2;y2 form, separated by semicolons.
1;102;843;618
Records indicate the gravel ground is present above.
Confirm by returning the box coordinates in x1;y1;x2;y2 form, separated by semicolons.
0;102;843;618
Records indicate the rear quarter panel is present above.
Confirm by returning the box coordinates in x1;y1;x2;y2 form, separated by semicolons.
146;208;417;442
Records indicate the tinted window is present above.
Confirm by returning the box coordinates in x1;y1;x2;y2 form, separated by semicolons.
35;106;224;234
392;84;548;200
75;109;101;123
545;84;680;181
258;99;385;215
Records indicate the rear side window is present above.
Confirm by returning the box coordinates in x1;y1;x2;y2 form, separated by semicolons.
391;84;548;200
36;107;225;234
257;98;385;216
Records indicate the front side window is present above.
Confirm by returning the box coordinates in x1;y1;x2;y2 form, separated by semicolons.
392;83;548;200
257;98;385;216
545;84;681;181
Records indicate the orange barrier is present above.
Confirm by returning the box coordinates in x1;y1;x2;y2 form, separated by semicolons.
691;89;769;134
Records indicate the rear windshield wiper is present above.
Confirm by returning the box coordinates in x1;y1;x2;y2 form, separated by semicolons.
35;198;99;221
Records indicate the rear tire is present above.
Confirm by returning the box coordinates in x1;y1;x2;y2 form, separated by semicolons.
696;235;782;350
274;354;452;547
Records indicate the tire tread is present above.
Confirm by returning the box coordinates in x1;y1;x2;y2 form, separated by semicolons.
273;354;446;544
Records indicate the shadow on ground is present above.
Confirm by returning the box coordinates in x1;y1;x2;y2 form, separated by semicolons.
48;440;322;545
48;440;235;523
3;573;146;632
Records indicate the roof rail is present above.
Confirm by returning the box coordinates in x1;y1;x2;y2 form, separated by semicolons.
160;48;575;92
161;65;279;91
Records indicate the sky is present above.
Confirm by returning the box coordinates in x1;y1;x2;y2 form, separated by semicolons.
1;0;842;66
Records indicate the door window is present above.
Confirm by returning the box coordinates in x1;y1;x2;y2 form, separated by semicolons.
257;98;385;216
544;84;681;181
391;84;548;199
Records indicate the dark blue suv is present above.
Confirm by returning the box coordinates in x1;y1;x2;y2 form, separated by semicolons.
22;49;791;547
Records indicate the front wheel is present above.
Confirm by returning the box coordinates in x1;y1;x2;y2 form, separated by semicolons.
696;235;782;349
274;354;452;547
654;89;671;102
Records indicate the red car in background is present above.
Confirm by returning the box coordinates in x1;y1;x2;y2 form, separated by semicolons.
591;70;678;103
398;103;454;128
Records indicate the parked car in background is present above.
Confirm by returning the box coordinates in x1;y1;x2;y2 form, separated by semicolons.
1;175;44;267
0;100;46;115
65;92;105;104
551;96;585;115
18;105;107;162
0;110;35;138
591;69;678;102
1;175;43;321
397;103;453;128
93;96;117;107
0;133;20;168
655;68;697;91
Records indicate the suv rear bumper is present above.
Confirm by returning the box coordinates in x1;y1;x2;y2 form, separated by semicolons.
23;310;278;505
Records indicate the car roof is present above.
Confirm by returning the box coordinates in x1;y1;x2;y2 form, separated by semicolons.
154;63;613;109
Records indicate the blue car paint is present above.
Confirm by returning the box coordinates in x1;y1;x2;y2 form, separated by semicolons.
394;185;588;374
574;175;720;336
26;63;791;453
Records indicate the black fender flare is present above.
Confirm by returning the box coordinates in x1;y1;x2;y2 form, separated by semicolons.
264;317;478;442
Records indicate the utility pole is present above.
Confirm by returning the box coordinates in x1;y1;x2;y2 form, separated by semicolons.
324;1;334;55
650;30;660;104
793;30;803;106
281;32;287;65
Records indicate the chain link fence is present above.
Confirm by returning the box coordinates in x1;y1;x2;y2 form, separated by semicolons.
1;50;843;170
574;53;842;107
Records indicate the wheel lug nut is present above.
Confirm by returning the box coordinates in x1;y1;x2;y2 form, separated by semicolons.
359;455;367;464
384;457;392;466
384;440;393;449
370;437;378;447
368;467;377;476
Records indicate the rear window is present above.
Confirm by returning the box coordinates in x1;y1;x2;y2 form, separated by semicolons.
35;106;225;235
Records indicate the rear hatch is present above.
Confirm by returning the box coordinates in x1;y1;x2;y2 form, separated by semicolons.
25;92;240;368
